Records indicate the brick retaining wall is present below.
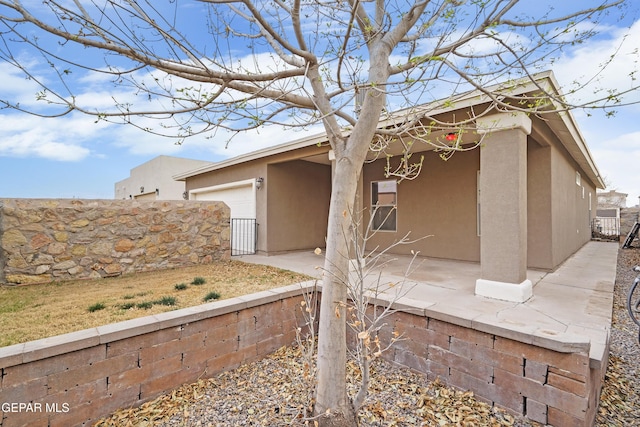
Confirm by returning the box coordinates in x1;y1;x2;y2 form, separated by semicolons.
0;283;313;427
0;199;230;285
0;284;602;427
382;311;602;427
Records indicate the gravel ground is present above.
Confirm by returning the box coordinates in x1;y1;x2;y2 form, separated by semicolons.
96;346;537;427
595;244;640;426
95;245;640;427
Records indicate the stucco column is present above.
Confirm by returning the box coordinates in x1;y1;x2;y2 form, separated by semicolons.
475;112;532;302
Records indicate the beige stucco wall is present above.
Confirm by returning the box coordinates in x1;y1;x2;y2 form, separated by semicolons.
186;158;269;252
549;144;596;267
182;125;598;271
527;143;553;269
526;137;598;271
266;161;331;253
115;156;211;200
184;144;331;254
362;149;481;261
360;134;596;270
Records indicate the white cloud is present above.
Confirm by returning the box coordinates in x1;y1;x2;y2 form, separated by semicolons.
0;62;50;109
553;20;640;204
578;118;640;204
552;20;640;106
592;150;640;205
0;125;90;161
107;113;323;161
0;112;112;161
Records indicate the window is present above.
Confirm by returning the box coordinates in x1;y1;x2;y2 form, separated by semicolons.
371;180;397;231
576;171;581;186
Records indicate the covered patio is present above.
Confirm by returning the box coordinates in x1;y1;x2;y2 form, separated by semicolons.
238;240;618;388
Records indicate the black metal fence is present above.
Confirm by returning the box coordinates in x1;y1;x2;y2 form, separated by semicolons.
231;218;258;255
592;217;620;241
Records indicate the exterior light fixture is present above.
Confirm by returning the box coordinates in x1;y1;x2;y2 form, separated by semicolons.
140;186;144;193
256;177;264;189
155;188;159;196
445;132;457;141
183;191;189;200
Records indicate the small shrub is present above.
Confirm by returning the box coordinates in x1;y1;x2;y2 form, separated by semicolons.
88;302;106;313
191;277;206;286
203;291;221;302
122;294;136;300
174;283;188;291
136;301;154;310
154;296;177;306
118;302;136;310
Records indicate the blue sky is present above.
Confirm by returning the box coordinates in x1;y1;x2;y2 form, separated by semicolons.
0;1;639;206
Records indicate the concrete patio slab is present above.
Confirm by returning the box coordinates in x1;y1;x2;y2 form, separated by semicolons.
237;241;618;365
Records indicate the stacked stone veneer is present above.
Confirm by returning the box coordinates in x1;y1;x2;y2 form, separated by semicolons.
0;284;602;427
0;199;230;285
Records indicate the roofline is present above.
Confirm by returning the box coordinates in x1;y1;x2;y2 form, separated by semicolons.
174;70;604;188
173;131;329;181
535;72;605;189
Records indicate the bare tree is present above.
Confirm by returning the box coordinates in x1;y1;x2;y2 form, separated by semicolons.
0;1;637;425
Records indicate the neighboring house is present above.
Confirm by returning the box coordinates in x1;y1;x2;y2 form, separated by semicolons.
597;189;627;208
174;71;603;302
597;189;628;208
115;155;212;200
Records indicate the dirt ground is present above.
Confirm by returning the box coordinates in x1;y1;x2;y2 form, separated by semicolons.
0;260;309;347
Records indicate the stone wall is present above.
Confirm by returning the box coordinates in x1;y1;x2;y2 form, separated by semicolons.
620;207;640;241
0;199;230;285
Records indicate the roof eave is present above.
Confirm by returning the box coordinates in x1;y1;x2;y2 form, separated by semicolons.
174;70;605;189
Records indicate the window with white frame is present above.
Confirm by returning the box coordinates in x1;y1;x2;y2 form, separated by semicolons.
576;171;581;186
371;180;397;231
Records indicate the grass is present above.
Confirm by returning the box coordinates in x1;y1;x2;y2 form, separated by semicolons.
0;260;308;347
154;296;177;306
136;301;154;310
203;291;221;302
87;302;106;312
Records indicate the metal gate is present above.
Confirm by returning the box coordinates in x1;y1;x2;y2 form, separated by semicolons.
231;218;258;255
592;217;620;240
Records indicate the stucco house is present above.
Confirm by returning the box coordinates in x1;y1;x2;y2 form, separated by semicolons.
115;155;212;200
174;71;603;303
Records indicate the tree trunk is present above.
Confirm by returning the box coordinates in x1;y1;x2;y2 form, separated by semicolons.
314;44;390;426
315;154;361;426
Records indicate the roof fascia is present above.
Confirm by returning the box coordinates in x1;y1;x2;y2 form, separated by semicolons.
174;71;604;189
173;132;328;181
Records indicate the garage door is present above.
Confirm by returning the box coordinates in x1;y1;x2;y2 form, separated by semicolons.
191;180;257;255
